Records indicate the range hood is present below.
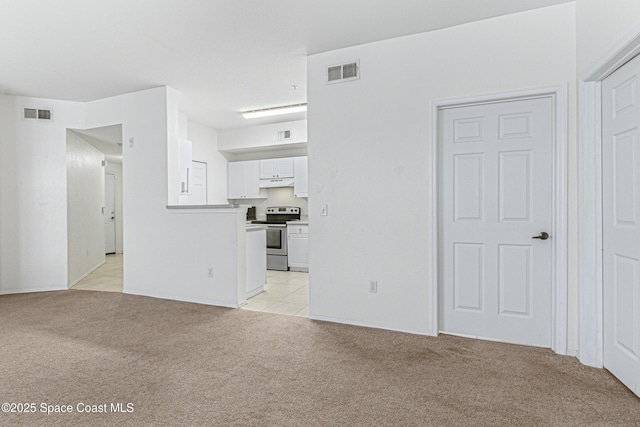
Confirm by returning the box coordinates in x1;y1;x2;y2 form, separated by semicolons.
259;178;294;188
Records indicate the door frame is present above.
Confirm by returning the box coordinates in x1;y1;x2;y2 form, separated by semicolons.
431;85;569;355
578;20;640;368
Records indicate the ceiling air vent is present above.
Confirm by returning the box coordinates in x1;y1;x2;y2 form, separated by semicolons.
23;107;53;122
327;60;360;84
278;130;292;141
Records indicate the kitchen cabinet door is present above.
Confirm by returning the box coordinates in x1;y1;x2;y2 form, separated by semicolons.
243;160;263;198
260;157;294;179
227;160;264;199
287;225;309;271
227;161;245;199
293;156;308;198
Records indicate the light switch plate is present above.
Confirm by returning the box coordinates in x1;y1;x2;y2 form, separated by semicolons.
320;204;328;216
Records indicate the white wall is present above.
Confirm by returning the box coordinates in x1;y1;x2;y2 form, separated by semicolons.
307;4;577;341
576;0;640;72
105;161;124;254
1;87;246;307
83;87;245;306
0;95;85;294
66;131;105;285
188;119;228;204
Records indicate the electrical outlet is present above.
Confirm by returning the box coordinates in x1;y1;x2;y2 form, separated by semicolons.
208;267;214;277
369;280;378;293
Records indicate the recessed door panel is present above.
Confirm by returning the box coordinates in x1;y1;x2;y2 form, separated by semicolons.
499;245;531;317
614;254;638;360
499;113;532;139
613;129;638;226
613;76;637;118
499;151;531;222
454;117;484;143
453;243;484;312
454;154;483;221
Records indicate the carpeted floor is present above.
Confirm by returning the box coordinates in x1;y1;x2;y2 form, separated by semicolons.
0;290;638;426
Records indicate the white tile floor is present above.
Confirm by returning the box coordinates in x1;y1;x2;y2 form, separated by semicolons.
241;270;309;317
72;255;309;318
71;254;123;293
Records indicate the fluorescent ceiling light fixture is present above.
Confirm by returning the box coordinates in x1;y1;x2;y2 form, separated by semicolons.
242;103;307;119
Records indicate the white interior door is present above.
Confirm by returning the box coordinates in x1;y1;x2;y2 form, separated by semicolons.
104;173;116;254
602;53;640;397
439;97;554;347
191;160;207;205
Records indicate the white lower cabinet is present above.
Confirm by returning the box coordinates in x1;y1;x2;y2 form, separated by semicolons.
287;225;308;272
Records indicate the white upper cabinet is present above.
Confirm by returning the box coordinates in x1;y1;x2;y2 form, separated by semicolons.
293;156;308;198
227;160;265;199
259;157;294;179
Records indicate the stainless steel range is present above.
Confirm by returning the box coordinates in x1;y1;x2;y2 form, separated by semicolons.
252;206;301;271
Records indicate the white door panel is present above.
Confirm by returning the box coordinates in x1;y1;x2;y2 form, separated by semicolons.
104;173;116;254
602;52;640;397
440;97;553;347
191;160;207;205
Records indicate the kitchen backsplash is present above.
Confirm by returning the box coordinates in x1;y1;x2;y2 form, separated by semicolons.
232;187;308;220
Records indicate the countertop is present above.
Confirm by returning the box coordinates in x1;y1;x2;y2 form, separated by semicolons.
287;220;309;226
246;224;267;232
167;204;239;209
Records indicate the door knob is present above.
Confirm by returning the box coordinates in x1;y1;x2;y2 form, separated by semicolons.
532;232;549;240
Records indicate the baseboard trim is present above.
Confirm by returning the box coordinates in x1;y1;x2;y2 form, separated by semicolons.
308;314;431;336
245;287;264;299
0;286;67;296
123;289;241;309
566;348;579;358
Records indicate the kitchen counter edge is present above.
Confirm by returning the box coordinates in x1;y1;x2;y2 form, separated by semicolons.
166;204;240;209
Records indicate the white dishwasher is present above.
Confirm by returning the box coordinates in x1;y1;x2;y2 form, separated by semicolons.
287;224;309;272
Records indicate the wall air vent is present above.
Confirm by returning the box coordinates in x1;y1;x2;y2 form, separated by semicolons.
277;130;292;141
23;107;53;122
327;60;360;84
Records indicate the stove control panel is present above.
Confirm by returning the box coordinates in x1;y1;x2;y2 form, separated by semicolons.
265;206;300;215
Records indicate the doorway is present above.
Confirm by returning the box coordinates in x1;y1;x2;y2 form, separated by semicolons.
432;86;568;354
67;124;124;293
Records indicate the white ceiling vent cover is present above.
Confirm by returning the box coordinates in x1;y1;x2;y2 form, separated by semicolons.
327;60;360;84
278;130;292;141
23;107;53;122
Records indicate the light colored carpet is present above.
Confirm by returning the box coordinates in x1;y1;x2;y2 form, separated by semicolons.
0;290;638;426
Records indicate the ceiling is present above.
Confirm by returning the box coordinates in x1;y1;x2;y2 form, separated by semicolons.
0;0;572;130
